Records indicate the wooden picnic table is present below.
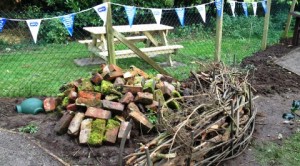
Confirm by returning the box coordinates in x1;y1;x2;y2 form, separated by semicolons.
81;24;183;66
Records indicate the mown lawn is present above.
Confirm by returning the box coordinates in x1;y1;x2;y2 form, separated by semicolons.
0;36;263;97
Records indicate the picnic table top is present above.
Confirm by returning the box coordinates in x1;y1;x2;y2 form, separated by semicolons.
83;24;174;35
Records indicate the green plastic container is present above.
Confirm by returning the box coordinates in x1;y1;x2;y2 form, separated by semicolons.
16;98;44;115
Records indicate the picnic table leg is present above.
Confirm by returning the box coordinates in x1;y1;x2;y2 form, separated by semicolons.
101;34;108;51
159;30;173;67
143;31;159;47
293;17;300;46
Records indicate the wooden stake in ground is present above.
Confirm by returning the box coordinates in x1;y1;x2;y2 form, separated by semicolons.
104;0;116;64
283;0;297;38
215;0;224;62
261;0;272;50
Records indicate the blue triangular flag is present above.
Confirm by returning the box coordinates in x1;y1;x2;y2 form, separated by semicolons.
0;18;7;33
215;0;223;17
261;1;267;14
124;6;136;27
242;3;248;17
60;14;75;36
175;8;185;26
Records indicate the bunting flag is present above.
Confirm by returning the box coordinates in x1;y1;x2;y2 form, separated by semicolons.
242;2;248;17
0;18;7;32
252;2;258;16
60;14;75;36
93;3;108;25
215;0;223;17
175;8;185;26
261;1;267;14
229;1;236;17
26;19;42;43
125;6;136;27
150;8;162;24
196;5;206;23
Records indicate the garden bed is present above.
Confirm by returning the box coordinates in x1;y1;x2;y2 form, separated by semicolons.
0;39;299;165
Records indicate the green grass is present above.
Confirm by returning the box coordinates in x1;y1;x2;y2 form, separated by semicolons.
255;132;300;166
0;34;274;97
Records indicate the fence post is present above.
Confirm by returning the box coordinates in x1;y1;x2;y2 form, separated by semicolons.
261;0;272;50
104;0;116;65
283;0;297;38
215;0;224;62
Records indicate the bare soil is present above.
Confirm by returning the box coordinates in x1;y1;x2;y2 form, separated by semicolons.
1;39;300;165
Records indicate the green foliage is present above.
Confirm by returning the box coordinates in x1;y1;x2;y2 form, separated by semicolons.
106;119;120;129
88;119;106;145
146;111;158;124
18;123;39;134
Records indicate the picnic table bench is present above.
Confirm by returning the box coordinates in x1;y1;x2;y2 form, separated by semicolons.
81;24;183;66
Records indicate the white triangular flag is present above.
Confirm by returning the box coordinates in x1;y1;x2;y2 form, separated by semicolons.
196;5;206;23
26;19;42;43
252;2;258;16
93;3;108;25
229;1;236;17
151;8;162;24
124;5;136;27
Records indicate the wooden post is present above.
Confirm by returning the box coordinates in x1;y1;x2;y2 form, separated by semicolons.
215;0;225;62
261;0;272;50
104;0;116;64
283;0;297;38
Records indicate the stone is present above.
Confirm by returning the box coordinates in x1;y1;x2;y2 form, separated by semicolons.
119;92;134;104
66;103;77;111
135;92;153;105
79;79;94;91
145;101;159;112
76;91;102;107
76;97;101;107
43;97;57;112
102;100;125;113
91;73;103;85
85;107;112;120
68;89;78;101
114;77;125;87
118;121;131;139
105;119;120;144
54;111;75;135
68;112;85;136
78;91;101;99
128;102;154;129
79;119;93;144
122;85;143;95
108;64;123;72
130;65;149;78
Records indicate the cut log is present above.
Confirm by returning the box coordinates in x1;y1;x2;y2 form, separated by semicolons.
118;121;131;139
122;85;143;95
68;112;85;136
135;92;153;105
79;118;93;144
85;107;112;120
43;97;57;112
54;111;75;135
102;100;125;113
119;92;134;104
128;102;154;130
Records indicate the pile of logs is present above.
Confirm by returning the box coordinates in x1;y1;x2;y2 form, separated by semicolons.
125;63;257;166
43;64;182;145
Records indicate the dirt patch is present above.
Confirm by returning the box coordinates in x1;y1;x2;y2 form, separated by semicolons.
1;39;300;165
241;40;300;95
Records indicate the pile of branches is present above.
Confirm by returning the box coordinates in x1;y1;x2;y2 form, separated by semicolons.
125;63;257;166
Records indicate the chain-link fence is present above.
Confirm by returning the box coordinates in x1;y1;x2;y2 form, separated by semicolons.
0;2;291;97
